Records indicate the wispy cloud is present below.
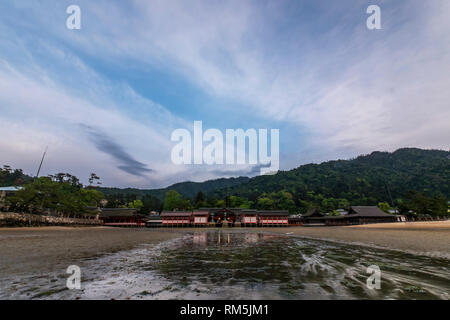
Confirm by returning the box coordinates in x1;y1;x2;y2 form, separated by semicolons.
0;0;448;188
81;125;153;176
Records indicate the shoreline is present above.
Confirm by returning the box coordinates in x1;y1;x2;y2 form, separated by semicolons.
265;221;450;259
0;221;448;277
0;227;184;276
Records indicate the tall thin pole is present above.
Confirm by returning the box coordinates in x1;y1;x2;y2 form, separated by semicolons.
385;181;394;209
36;146;48;177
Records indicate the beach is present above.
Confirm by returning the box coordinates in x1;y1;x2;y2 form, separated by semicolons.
268;221;450;259
0;227;183;276
1;221;449;277
0;222;449;300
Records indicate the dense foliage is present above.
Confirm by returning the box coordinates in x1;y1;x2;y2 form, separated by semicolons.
3;173;103;217
0;165;31;186
209;148;449;213
98;176;249;200
2;148;448;216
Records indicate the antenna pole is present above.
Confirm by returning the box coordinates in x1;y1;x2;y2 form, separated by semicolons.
36;146;48;177
385;181;394;208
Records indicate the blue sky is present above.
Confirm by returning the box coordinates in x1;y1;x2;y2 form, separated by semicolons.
0;0;449;188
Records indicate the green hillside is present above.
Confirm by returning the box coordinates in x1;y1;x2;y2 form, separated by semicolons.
98;176;250;200
212;148;449;207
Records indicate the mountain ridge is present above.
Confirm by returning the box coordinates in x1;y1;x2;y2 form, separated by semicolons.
98;148;449;203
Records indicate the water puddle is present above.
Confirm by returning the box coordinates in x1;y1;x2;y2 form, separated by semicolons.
1;230;449;299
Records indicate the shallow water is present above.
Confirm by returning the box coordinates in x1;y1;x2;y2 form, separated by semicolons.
1;230;449;299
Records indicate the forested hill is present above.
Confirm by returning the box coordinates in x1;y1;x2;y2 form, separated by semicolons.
3;148;448;209
98;176;250;200
212;148;450;205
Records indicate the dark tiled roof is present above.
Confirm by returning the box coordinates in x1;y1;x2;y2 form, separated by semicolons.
348;206;393;217
100;208;137;217
302;208;323;217
257;210;289;216
241;209;258;215
161;211;193;217
307;206;395;221
193;211;209;216
146;215;162;220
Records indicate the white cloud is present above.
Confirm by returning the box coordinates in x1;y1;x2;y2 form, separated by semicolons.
0;0;448;188
51;0;449;156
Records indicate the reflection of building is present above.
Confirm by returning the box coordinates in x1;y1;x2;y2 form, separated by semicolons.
193;232;208;245
99;208;146;227
244;233;258;243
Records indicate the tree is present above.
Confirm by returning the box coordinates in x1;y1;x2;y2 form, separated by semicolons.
401;191;448;217
378;202;391;214
216;199;226;208
141;194;163;213
0;165;29;187
163;190;191;211
329;210;341;216
88;173;102;187
194;191;207;208
257;196;274;210
128;199;144;211
8;175;103;217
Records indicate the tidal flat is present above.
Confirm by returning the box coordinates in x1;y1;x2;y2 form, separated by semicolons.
0;227;448;300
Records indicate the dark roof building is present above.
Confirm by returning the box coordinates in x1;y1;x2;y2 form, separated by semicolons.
99;208;146;227
258;210;289;226
161;211;193;217
257;210;289;216
100;208;138;217
161;211;192;226
302;208;324;218
303;206;398;226
348;206;394;217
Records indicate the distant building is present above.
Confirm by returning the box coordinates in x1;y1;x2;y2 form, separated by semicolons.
193;210;209;226
99;208;146;227
388;209;399;215
158;208;290;227
0;186;22;210
301;208;325;225
160;211;193;226
258;210;289;226
241;209;258;227
288;215;303;226
303;206;398;226
145;215;163;228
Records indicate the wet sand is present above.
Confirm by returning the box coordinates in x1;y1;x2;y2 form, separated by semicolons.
0;221;448;277
0;224;449;300
266;221;450;258
0;227;183;276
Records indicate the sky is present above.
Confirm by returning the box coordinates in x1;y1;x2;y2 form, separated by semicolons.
0;0;449;188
